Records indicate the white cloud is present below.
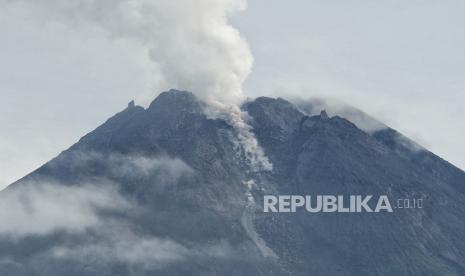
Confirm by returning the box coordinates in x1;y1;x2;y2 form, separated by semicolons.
57;151;194;180
0;182;128;237
51;225;189;269
0;152;198;237
49;222;246;269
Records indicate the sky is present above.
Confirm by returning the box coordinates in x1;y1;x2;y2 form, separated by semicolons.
1;0;465;189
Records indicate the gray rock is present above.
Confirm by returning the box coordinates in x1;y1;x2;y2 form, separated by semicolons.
2;90;465;276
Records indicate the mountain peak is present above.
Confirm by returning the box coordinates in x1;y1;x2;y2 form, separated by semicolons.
5;89;465;275
243;96;304;136
148;89;203;114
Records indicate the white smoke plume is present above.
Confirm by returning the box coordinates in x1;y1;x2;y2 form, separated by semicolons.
2;0;252;105
3;0;271;171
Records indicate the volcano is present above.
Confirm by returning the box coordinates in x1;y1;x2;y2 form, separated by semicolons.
2;90;465;276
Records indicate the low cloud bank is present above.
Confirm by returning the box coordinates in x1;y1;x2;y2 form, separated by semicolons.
0;152;247;267
0;182;127;237
50;224;189;269
0;153;193;237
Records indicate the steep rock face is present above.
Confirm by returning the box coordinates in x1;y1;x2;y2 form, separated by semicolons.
4;90;284;275
3;90;465;276
246;97;465;275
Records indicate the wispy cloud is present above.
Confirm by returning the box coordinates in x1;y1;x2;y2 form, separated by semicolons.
0;182;127;237
294;98;387;133
0;153;193;237
50;224;189;269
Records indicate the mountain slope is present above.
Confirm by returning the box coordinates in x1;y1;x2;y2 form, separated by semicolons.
2;90;465;276
244;97;465;275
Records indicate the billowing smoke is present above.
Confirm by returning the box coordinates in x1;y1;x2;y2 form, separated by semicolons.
3;0;271;172
2;0;252;105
